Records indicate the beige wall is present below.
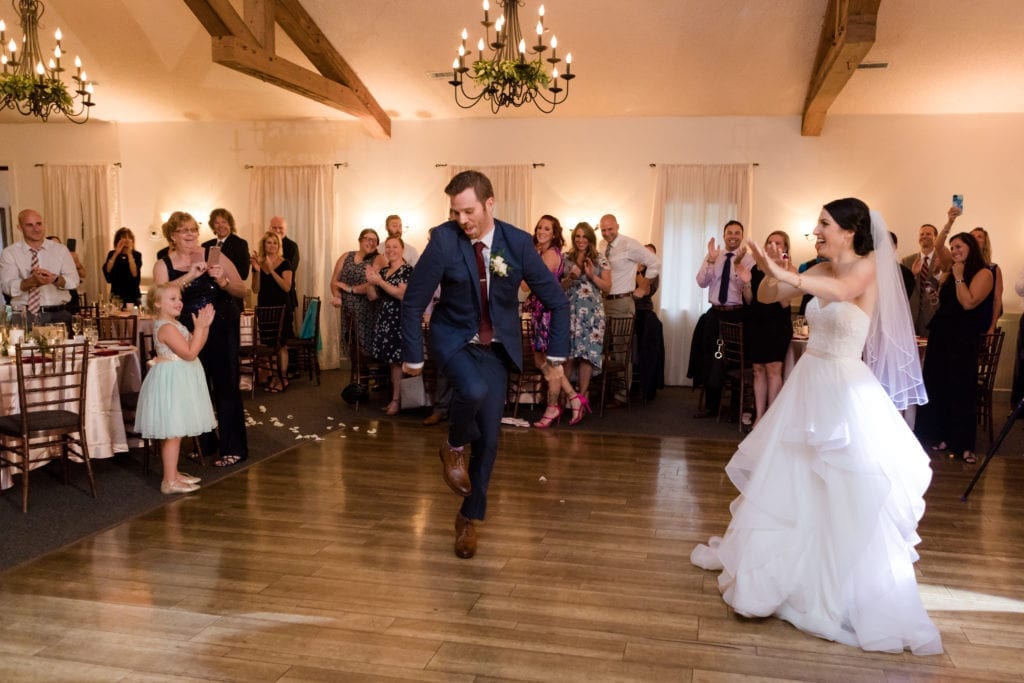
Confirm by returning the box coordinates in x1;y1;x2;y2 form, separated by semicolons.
1;113;1021;388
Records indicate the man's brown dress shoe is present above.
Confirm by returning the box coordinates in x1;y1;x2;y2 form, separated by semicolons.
439;443;472;497
422;412;445;426
454;512;477;559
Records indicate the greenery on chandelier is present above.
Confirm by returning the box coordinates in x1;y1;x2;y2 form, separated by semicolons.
472;58;551;91
0;72;75;117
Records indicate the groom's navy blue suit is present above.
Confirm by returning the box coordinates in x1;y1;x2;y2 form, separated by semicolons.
401;218;569;520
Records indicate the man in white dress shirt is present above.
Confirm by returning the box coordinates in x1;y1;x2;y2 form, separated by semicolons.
0;209;78;326
598;214;660;317
598;214;660;404
386;214;419;266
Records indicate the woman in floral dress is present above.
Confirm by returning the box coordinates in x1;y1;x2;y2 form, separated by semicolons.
560;221;611;425
330;228;386;358
522;215;568;428
367;236;413;415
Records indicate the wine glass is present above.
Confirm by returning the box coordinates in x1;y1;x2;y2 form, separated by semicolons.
71;315;84;337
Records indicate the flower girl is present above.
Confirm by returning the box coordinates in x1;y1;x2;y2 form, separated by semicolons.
134;283;217;494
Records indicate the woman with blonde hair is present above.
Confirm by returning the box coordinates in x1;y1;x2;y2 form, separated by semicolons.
970;226;1003;334
250;230;294;392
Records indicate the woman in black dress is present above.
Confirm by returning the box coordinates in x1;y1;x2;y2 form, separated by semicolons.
153;211;250;467
102;227;143;305
250;231;294;392
915;232;994;463
366;236;413;415
737;230;794;425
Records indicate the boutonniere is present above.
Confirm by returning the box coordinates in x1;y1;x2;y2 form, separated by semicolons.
490;250;509;277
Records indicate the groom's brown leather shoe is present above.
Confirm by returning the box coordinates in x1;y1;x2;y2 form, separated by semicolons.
454;512;477;559
439;443;471;497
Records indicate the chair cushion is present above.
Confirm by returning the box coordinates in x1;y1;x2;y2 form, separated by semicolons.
0;410;81;436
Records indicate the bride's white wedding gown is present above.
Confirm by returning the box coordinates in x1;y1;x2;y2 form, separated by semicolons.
691;298;942;655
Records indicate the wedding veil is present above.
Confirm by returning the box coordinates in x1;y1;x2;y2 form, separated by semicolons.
864;210;928;409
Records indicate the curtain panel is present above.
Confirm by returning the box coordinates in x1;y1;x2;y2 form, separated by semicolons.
247;165;338;368
41;164;121;306
649;163;753;385
450;165;533;232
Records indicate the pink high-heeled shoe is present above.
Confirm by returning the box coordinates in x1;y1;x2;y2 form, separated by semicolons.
533;405;563;429
568;394;591;426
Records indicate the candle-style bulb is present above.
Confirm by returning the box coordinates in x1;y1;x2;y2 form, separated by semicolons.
48;58;55;69
483;0;489;10
539;5;545;17
80;69;87;81
477;38;485;52
551;36;558;49
518;39;525;54
9;39;16;54
461;28;468;41
0;20;6;32
54;45;61;58
55;28;62;41
452;58;459;69
75;55;81;68
566;52;572;64
536;21;543;36
552;67;559;79
35;62;43;74
458;44;466;57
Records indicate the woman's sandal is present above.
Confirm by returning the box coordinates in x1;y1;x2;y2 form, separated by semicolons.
384;400;400;416
963;451;977;464
213;455;243;467
930;441;948;452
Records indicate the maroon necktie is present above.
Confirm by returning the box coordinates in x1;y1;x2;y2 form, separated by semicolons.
473;241;493;345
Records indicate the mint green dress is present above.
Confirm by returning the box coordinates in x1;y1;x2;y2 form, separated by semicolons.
134;320;217;439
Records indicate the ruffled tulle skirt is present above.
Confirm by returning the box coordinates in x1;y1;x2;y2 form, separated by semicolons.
134;359;217;440
691;350;942;655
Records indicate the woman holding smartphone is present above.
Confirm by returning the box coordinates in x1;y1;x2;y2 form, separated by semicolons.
103;227;143;306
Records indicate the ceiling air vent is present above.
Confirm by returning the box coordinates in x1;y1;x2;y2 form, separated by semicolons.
856;62;889;70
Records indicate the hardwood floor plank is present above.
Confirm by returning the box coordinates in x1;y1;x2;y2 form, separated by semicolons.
2;419;1022;681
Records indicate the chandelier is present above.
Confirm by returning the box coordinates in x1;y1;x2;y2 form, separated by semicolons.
450;0;575;114
0;0;94;123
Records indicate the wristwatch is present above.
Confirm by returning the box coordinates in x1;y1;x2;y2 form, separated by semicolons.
548;359;563;368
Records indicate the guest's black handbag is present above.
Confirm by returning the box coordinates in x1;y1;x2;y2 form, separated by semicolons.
340;382;368;404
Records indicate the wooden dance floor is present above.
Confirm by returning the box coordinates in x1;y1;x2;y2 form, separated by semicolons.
2;417;1023;681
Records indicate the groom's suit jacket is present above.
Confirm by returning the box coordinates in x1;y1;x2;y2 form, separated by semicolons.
401;218;569;372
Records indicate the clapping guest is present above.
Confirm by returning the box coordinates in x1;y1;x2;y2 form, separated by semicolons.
970;227;1003;334
522;215;568;428
330;229;386;358
366;236;413;415
915;232;994;464
559;222;611;425
103;227;143;306
154;211;249;467
735;231;794;425
250;231;294;392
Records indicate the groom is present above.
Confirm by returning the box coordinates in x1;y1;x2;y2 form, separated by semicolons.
401;170;569;558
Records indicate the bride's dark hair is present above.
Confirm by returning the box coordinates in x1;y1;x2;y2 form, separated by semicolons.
823;197;874;256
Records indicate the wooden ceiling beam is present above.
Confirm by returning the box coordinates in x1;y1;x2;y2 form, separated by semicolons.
273;0;389;140
183;0;390;139
801;0;881;136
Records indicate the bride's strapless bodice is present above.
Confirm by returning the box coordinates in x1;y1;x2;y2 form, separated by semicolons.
805;298;870;359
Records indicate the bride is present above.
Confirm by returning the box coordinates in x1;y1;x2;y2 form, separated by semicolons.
691;198;942;655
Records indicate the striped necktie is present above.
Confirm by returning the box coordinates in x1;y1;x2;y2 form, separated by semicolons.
28;248;41;315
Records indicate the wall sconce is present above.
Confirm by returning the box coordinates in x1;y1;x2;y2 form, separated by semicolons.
801;224;816;241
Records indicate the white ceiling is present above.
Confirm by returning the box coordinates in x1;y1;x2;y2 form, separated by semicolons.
4;0;1024;128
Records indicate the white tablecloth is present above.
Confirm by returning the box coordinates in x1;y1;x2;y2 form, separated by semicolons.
0;348;142;490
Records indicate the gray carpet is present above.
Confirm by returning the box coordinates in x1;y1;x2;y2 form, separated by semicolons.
2;369;1021;572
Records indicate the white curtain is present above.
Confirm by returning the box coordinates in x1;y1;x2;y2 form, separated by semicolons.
248;165;339;368
649;164;752;385
41;164;121;305
450;164;532;231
